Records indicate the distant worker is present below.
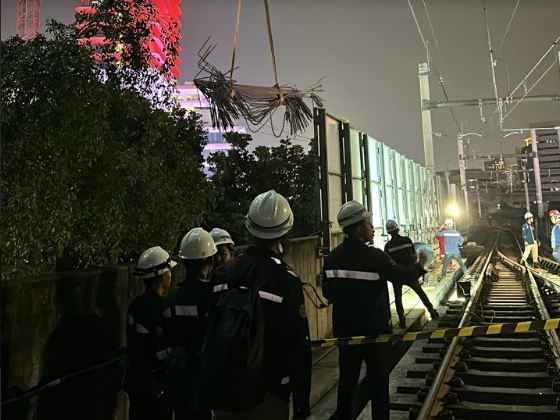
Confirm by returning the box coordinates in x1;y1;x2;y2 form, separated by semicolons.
521;212;540;268
436;218;468;279
322;201;428;420
209;190;311;420
165;228;217;420
125;246;176;420
549;210;560;262
210;227;235;266
384;220;439;328
436;223;446;262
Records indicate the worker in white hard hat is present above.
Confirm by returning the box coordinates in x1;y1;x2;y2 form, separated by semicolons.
384;220;439;328
210;190;311;420
164;228;217;419
521;212;540;267
322;201;428;420
436;218;468;278
125;246;176;420
210;227;235;266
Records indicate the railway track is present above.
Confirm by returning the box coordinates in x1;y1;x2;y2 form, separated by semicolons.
389;231;560;420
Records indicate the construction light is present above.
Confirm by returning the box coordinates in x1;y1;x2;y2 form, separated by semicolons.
446;203;461;218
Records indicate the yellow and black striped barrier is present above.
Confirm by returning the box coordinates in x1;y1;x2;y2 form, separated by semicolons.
310;318;560;348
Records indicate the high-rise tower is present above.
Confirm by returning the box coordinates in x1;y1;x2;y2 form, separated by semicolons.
75;0;182;79
16;0;40;39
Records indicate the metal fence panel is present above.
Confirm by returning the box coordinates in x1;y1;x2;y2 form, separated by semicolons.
315;108;445;253
325;115;343;233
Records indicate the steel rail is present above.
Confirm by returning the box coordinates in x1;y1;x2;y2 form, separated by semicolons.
525;265;560;372
497;251;560;373
417;235;498;419
419;228;560;418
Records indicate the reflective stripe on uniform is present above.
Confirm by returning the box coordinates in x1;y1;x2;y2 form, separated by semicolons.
270;257;282;265
175;305;198;316
128;314;134;325
325;269;381;281
135;323;150;334
387;243;413;252
281;376;290;385
258;291;283;303
213;283;228;293
443;232;461;237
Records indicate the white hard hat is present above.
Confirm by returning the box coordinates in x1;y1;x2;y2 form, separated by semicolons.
246;190;294;239
386;219;399;233
134;246;177;279
179;228;217;260
524;212;534;219
210;227;235;247
337;201;372;228
444;218;454;227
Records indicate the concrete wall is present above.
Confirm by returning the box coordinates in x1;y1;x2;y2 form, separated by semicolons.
1;235;339;419
1;265;142;420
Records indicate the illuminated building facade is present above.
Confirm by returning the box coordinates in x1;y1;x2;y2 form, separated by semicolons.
16;0;41;39
75;0;182;79
176;84;246;160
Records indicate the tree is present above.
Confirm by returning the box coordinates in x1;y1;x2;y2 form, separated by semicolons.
75;0;181;105
1;23;210;278
206;134;319;243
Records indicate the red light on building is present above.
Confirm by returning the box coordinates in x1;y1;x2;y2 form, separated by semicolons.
149;0;182;78
76;0;181;79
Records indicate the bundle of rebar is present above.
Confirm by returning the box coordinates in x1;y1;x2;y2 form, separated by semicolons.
193;43;324;136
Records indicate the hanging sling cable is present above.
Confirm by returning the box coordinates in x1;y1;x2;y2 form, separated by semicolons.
193;0;324;136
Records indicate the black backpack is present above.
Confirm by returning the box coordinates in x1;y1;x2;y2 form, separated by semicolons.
198;260;268;411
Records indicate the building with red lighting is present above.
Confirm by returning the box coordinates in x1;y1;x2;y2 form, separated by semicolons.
16;0;41;39
75;0;182;79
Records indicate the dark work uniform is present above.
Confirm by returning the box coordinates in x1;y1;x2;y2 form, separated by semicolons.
384;234;436;322
322;237;426;420
211;246;312;419
125;289;171;420
164;276;213;420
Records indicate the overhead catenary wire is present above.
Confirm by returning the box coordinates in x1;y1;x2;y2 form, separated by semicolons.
432;64;461;132
497;0;520;57
422;0;446;70
406;0;430;63
506;34;560;99
405;0;461;134
482;0;504;133
506;36;560;115
503;58;558;120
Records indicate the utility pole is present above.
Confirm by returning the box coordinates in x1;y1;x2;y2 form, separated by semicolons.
522;163;531;212
419;63;435;172
557;126;560;156
476;180;482;219
457;133;470;222
530;129;544;217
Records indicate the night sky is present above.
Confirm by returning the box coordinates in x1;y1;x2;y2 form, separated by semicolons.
2;0;559;170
